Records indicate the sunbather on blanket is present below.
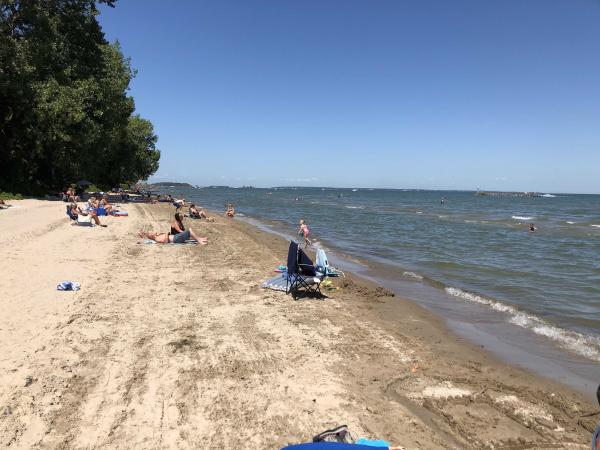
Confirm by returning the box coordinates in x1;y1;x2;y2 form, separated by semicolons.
137;229;208;245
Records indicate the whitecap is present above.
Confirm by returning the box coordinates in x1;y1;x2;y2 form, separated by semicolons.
445;287;600;362
512;216;534;221
541;194;556;198
402;271;423;280
345;206;364;210
416;211;423;214
566;221;575;225
591;224;600;228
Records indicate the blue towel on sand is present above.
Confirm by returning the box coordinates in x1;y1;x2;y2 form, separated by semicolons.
57;281;81;291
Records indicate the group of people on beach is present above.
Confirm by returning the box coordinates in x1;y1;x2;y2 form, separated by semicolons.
67;196;116;227
137;197;219;245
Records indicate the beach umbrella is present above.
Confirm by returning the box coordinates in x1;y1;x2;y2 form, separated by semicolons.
76;179;93;186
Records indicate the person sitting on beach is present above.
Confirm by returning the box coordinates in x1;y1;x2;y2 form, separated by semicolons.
189;203;207;219
298;219;312;247
99;195;114;215
68;203;106;227
0;199;10;209
170;212;186;235
87;196;99;210
137;228;208;245
225;203;235;218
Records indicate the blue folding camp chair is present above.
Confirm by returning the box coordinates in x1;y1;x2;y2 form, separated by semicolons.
66;206;92;226
285;241;325;300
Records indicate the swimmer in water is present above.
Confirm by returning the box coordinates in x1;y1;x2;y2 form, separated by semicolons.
529;223;537;232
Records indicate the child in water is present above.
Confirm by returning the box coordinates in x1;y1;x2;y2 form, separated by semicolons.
298;219;312;247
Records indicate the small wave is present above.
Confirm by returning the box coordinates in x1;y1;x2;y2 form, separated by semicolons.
541;194;556;198
416;211;423;214
566;221;575;224
591;224;600;228
464;220;478;223
445;287;600;362
345;206;364;210
512;216;534;221
402;271;423;280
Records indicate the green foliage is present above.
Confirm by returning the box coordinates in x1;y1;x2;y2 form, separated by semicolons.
0;192;24;200
0;0;160;194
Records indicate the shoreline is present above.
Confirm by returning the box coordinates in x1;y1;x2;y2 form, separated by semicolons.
0;200;597;448
233;212;599;399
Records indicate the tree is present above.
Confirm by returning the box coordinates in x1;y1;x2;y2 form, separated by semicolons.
0;0;160;194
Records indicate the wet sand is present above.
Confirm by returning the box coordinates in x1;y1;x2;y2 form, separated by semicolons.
0;200;597;448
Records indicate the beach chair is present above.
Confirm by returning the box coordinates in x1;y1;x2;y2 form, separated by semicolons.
66;206;93;226
315;248;345;278
285;241;325;299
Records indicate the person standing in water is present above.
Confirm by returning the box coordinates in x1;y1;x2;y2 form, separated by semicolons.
298;219;312;247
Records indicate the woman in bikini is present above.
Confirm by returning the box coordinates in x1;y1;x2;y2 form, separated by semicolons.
171;213;186;235
138;214;208;245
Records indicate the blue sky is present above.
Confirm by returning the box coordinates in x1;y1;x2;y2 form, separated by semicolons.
99;1;600;193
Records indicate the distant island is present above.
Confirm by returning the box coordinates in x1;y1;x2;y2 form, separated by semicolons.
150;182;195;188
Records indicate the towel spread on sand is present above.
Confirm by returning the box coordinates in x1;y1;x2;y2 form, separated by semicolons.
144;239;198;245
261;273;288;291
57;281;81;291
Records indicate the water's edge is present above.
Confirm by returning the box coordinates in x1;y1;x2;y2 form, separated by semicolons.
237;214;599;399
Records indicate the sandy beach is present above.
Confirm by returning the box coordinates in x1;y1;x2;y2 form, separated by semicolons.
0;200;597;449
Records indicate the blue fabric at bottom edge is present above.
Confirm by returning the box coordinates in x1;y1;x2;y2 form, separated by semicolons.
282;443;387;450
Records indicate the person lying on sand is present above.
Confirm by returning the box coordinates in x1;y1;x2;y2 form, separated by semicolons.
137;229;208;245
68;204;106;227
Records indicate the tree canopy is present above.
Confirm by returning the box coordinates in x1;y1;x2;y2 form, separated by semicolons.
0;0;160;194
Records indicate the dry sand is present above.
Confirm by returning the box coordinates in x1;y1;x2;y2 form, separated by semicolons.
0;200;598;449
